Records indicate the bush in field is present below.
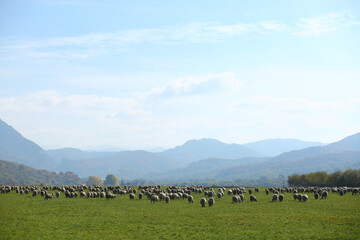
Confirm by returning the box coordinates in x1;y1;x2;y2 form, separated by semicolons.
86;176;103;186
104;174;119;186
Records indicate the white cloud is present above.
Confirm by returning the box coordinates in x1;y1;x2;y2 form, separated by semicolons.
1;11;358;60
143;72;241;100
294;11;360;36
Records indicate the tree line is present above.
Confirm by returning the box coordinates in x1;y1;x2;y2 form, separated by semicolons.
287;169;360;187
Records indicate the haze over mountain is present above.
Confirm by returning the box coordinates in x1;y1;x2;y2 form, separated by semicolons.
0;119;55;170
47;148;117;165
56;150;180;179
151;132;360;181
159;138;262;166
243;139;325;157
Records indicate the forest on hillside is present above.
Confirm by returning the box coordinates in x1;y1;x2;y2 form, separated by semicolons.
287;169;360;187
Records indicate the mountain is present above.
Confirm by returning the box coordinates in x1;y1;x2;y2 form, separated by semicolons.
47;148;116;164
151;132;360;181
273;132;360;163
159;138;262;166
215;151;360;180
0;119;55;170
243;139;325;157
0;159;82;185
56;150;181;179
147;157;269;181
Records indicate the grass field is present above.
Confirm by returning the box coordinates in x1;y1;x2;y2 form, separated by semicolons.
1;187;360;239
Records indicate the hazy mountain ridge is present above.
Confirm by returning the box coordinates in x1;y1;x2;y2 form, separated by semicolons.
56;150;180;179
215;151;360;180
1;119;359;183
159;138;263;166
243;138;325;157
0;119;55;170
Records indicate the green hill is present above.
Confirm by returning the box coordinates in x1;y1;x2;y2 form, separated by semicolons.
0;159;83;185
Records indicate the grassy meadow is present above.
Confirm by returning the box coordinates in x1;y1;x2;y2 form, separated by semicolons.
1;187;359;239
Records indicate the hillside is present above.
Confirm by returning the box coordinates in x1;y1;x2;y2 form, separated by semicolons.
159;138;262;166
57;150;181;179
47;148;116;164
243;139;325;157
272;132;360;163
147;157;269;181
0;119;55;170
215;151;360;180
0;159;82;185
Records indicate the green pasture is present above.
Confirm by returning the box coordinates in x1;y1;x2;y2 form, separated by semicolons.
1;187;359;239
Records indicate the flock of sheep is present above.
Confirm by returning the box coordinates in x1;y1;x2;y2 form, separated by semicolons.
1;185;359;207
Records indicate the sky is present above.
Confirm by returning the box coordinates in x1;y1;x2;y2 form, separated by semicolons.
0;0;359;150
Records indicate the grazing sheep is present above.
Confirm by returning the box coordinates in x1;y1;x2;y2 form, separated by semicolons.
139;193;143;200
208;197;215;207
272;194;278;202
100;192;106;198
151;195;159;203
248;189;253;194
250;195;257;202
293;193;299;201
265;189;270;195
232;195;241;203
200;197;207;207
129;193;135;200
228;190;233;195
314;193;319;200
239;194;244;202
217;192;223;199
321;191;328;199
44;193;54;200
187;195;194;203
339;190;344;196
32;191;37;197
302;194;309;202
56;192;60;198
164;196;170;203
279;194;284;202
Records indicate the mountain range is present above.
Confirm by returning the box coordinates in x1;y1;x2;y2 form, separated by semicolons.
0;118;359;183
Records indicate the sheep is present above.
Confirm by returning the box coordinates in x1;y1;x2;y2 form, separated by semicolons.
56;192;60;198
217;192;223;199
228;190;233;195
239;194;244;202
100;192;106;198
293;193;299;201
255;187;260;193
272;194;278;202
32;191;38;197
106;193;117;199
302;194;309;202
80;191;86;197
248;189;253;194
208;197;215;207
129;193;135;200
200;197;207;207
187;195;194;203
164;196;170;203
314;193;319;199
232;195;241;203
279;194;284;202
321;191;328;199
44;193;54;200
265;189;270;195
139;193;143;200
250;195;257;202
151;195;159;203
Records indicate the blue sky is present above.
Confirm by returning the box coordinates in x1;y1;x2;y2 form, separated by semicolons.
1;0;359;150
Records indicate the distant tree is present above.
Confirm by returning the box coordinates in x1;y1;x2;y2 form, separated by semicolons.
104;174;119;186
86;176;103;186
